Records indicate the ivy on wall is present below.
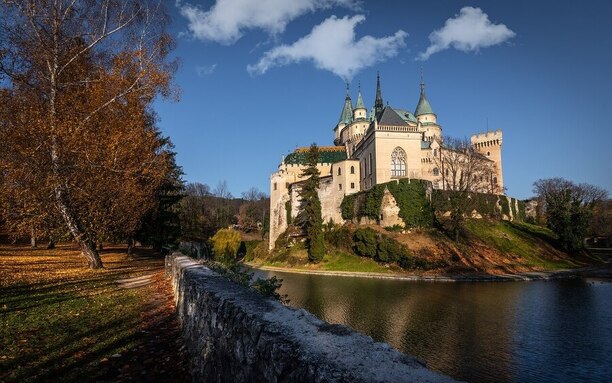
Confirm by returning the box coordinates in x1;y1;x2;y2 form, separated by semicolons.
500;197;510;217
285;200;292;225
341;182;529;225
341;180;434;228
386;180;433;228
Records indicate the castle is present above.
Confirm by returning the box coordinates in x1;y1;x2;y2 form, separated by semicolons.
269;74;504;249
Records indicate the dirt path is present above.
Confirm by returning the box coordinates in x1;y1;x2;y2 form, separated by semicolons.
97;269;190;382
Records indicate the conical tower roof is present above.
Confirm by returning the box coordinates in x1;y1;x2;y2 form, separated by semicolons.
355;82;366;110
338;82;353;124
415;77;434;116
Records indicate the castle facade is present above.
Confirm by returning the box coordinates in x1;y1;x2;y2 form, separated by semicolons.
269;74;504;249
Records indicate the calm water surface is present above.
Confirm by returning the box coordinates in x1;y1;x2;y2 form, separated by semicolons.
252;270;612;383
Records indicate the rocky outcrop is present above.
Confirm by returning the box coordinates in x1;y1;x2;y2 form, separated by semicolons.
166;253;456;383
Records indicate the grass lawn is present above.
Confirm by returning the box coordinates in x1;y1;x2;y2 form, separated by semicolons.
0;243;186;382
463;220;577;270
251;242;393;274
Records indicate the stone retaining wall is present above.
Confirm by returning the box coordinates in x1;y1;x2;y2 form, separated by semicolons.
166;253;456;383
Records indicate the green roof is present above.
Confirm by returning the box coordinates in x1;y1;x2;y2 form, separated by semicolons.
393;108;418;123
355;90;365;109
415;81;435;116
339;97;353;124
421;141;432;149
284;148;347;165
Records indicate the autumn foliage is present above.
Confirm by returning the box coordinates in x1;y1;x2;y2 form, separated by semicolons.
0;1;178;268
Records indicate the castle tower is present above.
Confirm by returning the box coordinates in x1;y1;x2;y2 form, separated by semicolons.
334;82;353;145
471;130;504;193
353;82;367;120
374;72;384;116
414;73;437;125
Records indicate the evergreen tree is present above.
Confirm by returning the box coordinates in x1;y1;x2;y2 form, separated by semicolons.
297;144;325;262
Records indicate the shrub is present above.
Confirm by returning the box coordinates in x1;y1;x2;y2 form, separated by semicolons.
397;252;415;269
384;225;404;232
251;276;289;304
210;228;242;264
376;236;407;263
353;228;378;258
325;226;353;251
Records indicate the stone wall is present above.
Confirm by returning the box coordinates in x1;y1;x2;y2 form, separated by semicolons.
166;254;456;383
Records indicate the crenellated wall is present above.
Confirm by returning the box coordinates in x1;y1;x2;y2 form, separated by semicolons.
166;253;456;383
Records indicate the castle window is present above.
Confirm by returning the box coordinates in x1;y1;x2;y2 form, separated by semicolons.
433;148;437;157
369;153;373;175
493;176;498;184
350;166;355;174
351;182;355;189
273;183;277;191
433;167;439;176
487;151;490;156
339;183;342;191
391;147;407;177
337;167;342;176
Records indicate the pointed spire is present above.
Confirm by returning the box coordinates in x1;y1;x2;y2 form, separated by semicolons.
374;71;384;115
338;81;353;124
415;68;434;116
355;81;365;110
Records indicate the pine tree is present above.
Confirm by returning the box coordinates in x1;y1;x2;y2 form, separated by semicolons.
297;144;325;262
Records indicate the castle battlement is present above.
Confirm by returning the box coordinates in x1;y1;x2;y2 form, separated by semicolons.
471;129;502;146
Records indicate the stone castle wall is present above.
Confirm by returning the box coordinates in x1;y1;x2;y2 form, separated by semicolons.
166;253;456;383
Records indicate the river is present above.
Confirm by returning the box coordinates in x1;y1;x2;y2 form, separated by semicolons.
251;269;612;382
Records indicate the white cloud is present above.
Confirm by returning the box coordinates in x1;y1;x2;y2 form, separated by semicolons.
247;15;407;79
418;7;515;60
176;0;358;45
196;64;217;77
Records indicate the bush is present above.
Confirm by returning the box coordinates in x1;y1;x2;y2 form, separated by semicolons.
210;228;242;264
353;228;378;258
325;226;353;251
251;276;289;304
376;236;407;263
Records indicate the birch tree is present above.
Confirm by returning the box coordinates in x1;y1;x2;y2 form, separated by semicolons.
0;0;177;268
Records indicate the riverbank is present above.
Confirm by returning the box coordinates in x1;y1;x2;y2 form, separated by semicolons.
247;263;612;282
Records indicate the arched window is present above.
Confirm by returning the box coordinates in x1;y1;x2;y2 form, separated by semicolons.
350;166;355;174
391;147;406;177
433;167;439;176
337;167;342;176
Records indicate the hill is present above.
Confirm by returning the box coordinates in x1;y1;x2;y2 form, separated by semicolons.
246;219;606;276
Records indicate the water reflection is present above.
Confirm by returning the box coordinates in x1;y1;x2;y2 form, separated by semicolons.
252;270;612;383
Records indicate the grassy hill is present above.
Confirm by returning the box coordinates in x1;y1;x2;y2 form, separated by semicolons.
247;220;603;275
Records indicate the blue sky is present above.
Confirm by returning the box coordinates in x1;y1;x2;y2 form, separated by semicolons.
155;0;612;199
